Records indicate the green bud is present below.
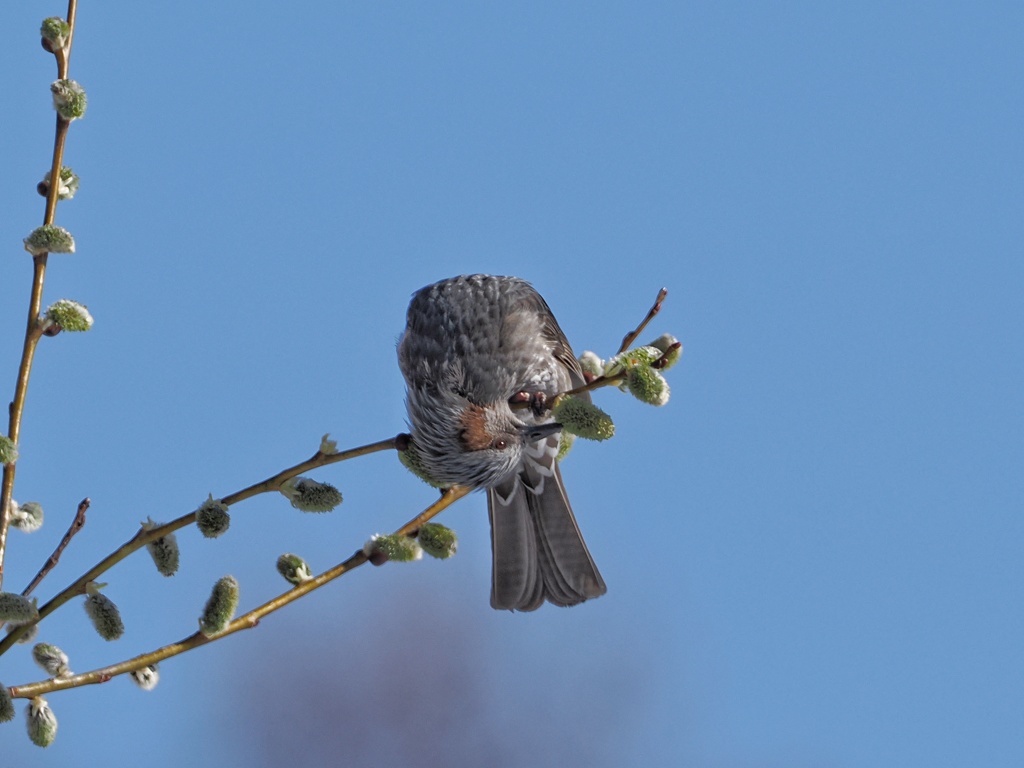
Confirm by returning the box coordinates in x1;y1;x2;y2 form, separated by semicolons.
397;436;444;488
319;434;338;454
40;17;70;51
10;500;44;533
626;365;670;406
363;533;422;564
199;575;240;637
0;593;39;626
0;436;18;464
50;79;87;121
38;166;79;200
83;585;124;641
605;345;662;376
32;644;71;678
647;333;682;369
130;664;159;691
43;299;93;332
578;350;604;379
279;477;342;512
195;496;230;538
556;430;575;461
276;553;313;585
16;621;40;644
416;523;458;559
23;225;75;256
142;518;180;577
0;684;13;723
552;396;615;441
26;697;57;747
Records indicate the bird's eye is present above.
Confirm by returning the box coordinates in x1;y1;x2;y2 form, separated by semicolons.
492;438;508;450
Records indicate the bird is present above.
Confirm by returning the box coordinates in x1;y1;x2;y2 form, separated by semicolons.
398;274;607;611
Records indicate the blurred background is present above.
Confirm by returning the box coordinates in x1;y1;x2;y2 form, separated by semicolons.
1;2;1021;765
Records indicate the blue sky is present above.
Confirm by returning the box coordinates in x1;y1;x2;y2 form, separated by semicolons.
1;2;1022;765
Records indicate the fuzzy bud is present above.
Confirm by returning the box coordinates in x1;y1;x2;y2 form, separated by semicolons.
556;430;575;461
42;299;93;333
363;534;422;565
0;436;18;464
38;166;79;200
578;350;604;379
416;523;458;559
276;553;313;585
26;697;57;747
0;437;18;467
199;575;239;637
279;477;342;512
0;593;39;626
40;17;70;52
23;225;75;256
626;365;670;406
50;79;87;121
552;396;615;441
32;644;71;678
397;436;445;488
10;500;44;533
319;434;338;454
83;584;124;641
130;664;160;691
0;684;13;723
16;622;40;645
604;345;662;377
195;496;230;538
142;518;180;577
647;333;683;369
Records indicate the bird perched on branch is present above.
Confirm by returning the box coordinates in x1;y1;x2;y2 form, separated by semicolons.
398;274;606;611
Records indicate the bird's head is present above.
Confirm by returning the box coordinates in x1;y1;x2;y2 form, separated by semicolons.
406;388;562;488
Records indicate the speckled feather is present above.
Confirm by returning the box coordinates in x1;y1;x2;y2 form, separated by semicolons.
400;274;587;405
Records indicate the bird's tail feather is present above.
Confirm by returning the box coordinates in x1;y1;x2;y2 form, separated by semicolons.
488;443;606;611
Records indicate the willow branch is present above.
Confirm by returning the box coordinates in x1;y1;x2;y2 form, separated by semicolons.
0;435;401;656
8;485;471;699
0;0;81;589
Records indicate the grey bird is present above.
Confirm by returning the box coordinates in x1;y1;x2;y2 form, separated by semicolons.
398;274;607;611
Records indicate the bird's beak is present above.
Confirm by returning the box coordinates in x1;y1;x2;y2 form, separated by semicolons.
522;422;563;443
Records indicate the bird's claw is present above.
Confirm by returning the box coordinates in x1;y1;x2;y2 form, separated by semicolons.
510;390;548;416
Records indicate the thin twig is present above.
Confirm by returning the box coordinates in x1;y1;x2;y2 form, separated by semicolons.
618;287;668;354
508;370;629;414
8;485;471;699
558;371;626;400
21;497;89;598
0;261;49;591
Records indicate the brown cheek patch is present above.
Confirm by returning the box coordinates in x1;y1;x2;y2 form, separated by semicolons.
458;404;493;451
